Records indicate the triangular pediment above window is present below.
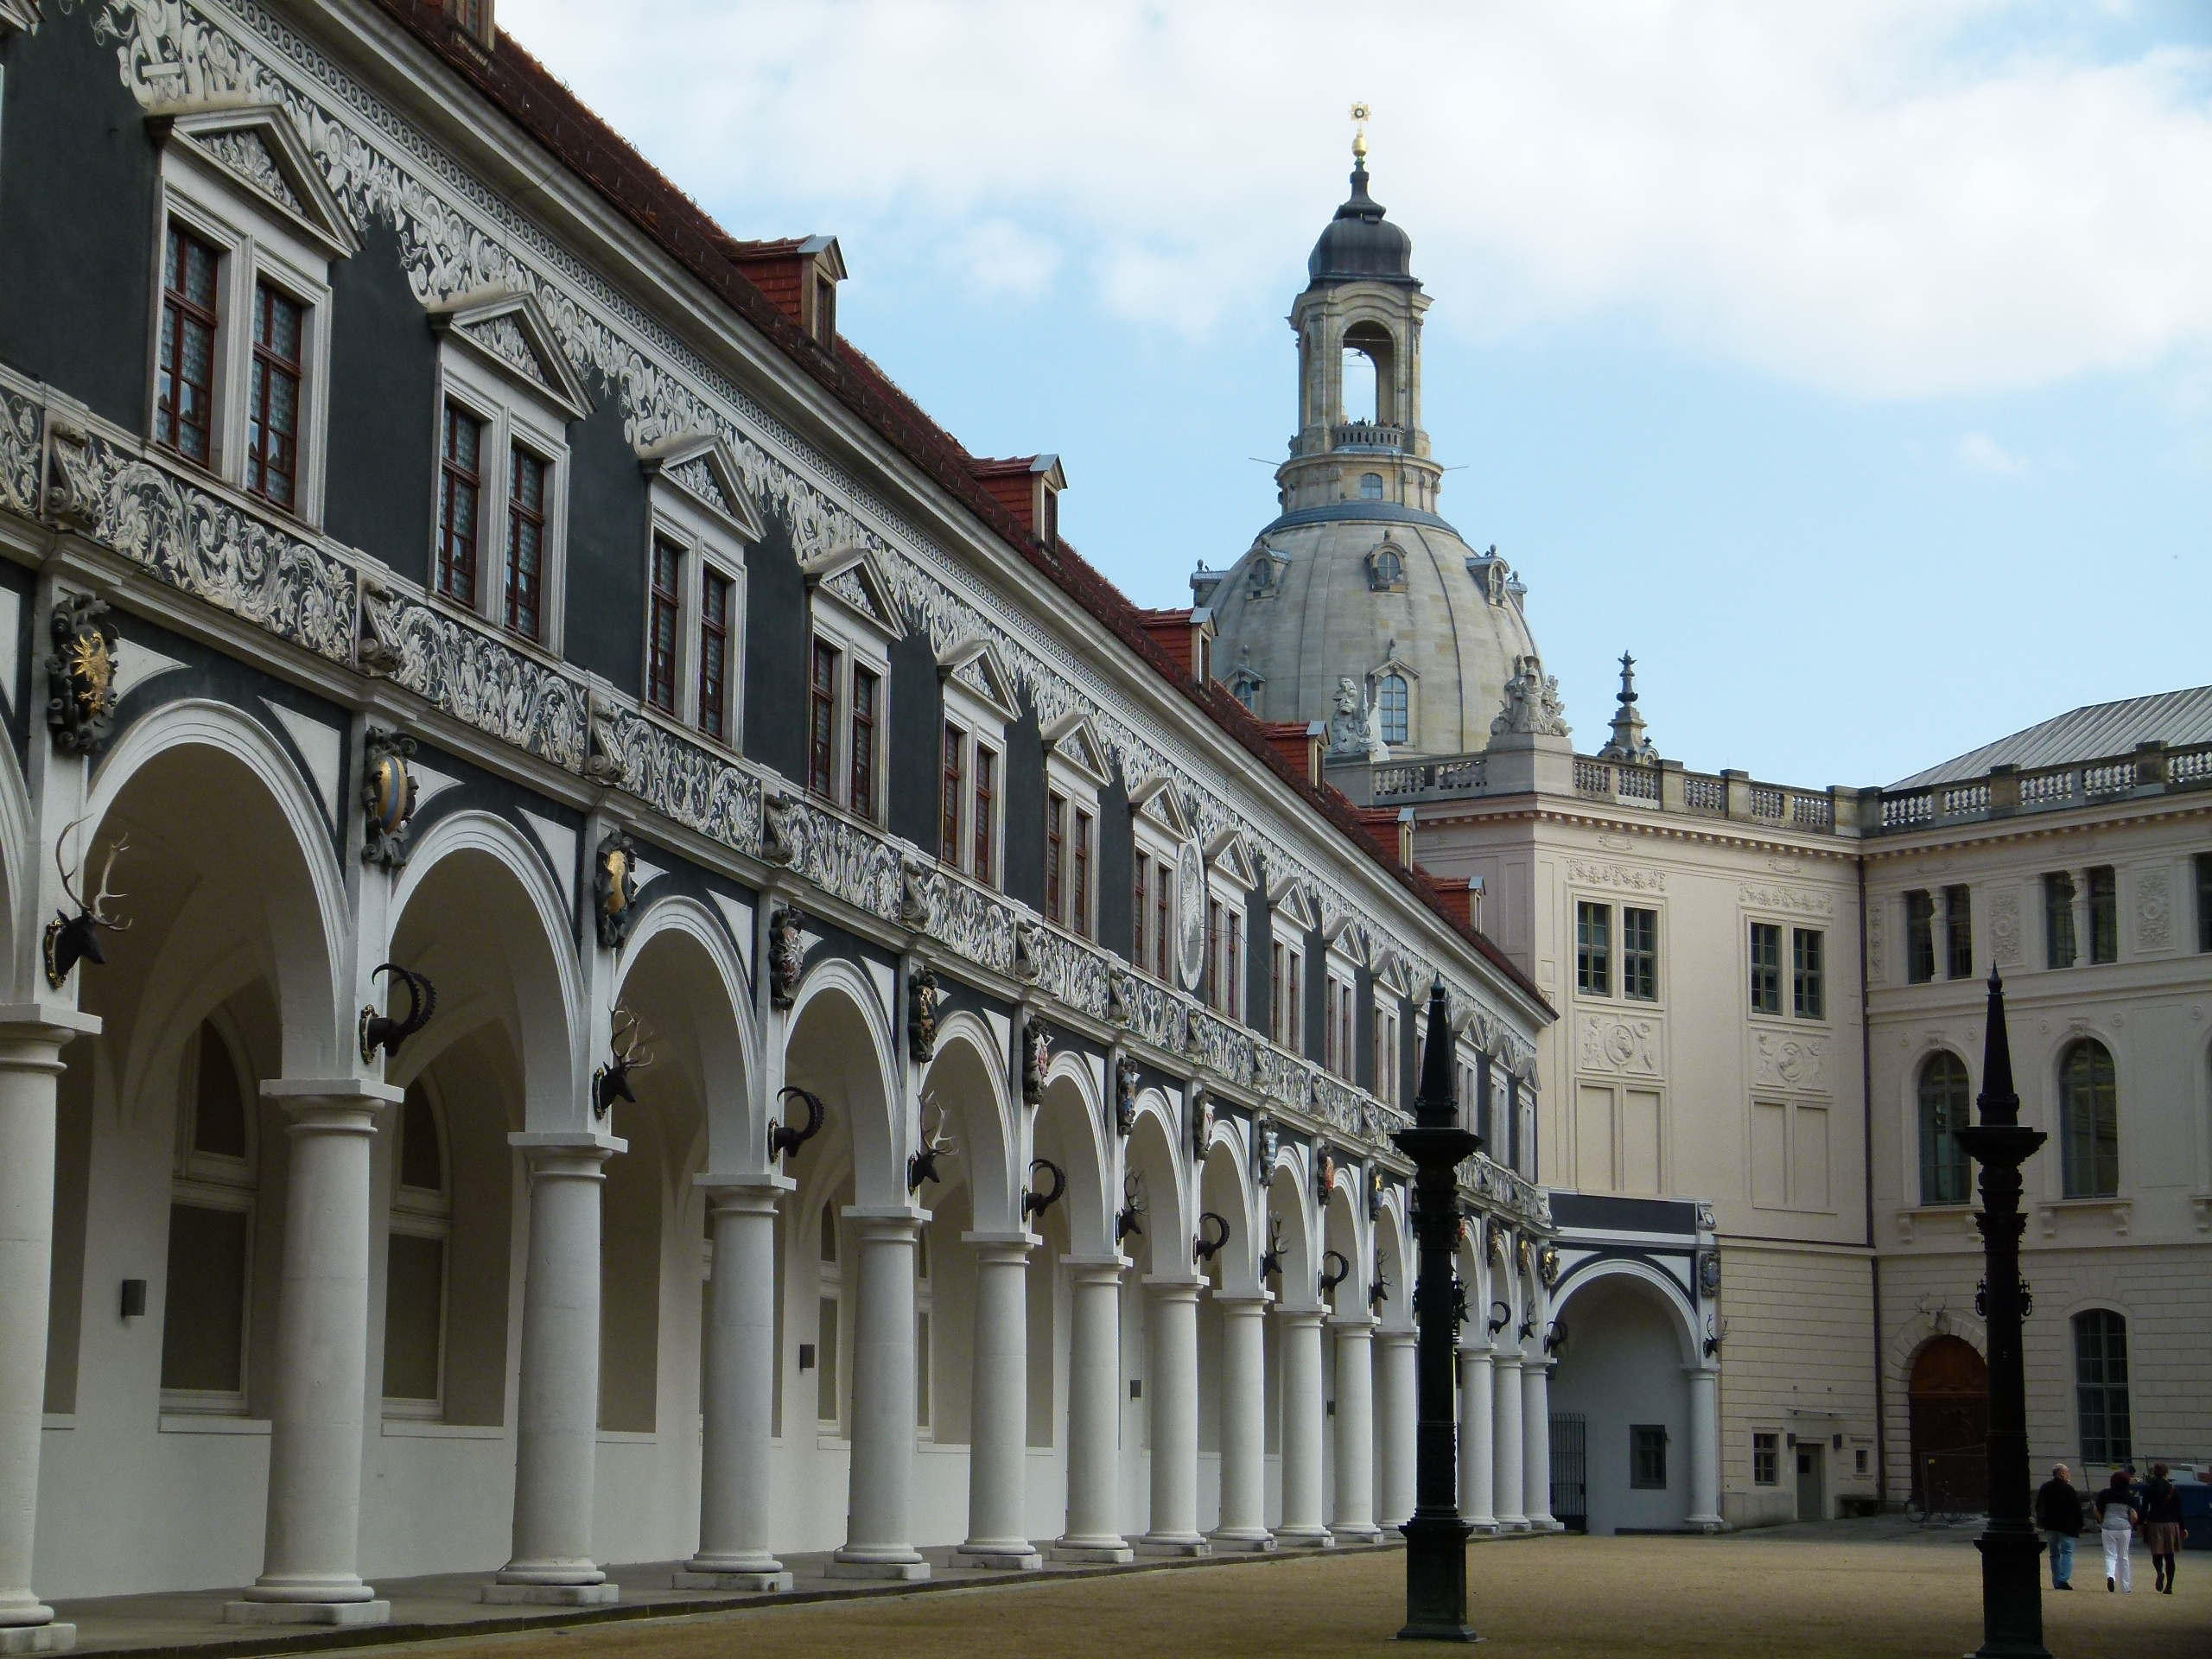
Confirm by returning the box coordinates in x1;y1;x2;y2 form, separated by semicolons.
801;545;902;636
0;0;44;37
1268;875;1320;934
1322;912;1372;966
1204;827;1257;891
641;432;763;541
1129;774;1193;840
1042;711;1113;787
150;105;360;259
937;634;1019;721
432;289;593;420
1373;949;1415;999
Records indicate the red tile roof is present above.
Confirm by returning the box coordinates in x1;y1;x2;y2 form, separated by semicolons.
372;0;1549;1017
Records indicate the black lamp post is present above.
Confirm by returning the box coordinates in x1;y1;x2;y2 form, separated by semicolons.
1955;969;2050;1659
1393;979;1478;1642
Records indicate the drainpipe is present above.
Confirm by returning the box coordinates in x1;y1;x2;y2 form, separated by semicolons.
1859;855;1887;1510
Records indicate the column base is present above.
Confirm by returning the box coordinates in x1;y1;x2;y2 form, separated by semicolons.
1049;1540;1135;1564
1685;1513;1726;1533
0;1627;75;1655
1465;1518;1500;1535
827;1552;931;1582
1495;1517;1529;1533
1332;1523;1384;1544
223;1601;390;1627
1206;1529;1278;1554
1133;1535;1211;1558
1273;1527;1337;1549
671;1569;792;1592
480;1584;620;1606
952;1546;1042;1572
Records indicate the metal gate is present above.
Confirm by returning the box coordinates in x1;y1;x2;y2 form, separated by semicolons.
1551;1412;1588;1533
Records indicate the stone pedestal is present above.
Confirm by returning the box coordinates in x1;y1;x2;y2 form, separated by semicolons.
1273;1307;1333;1548
1208;1296;1274;1552
226;1080;402;1626
1492;1353;1527;1531
1376;1328;1417;1529
1051;1258;1134;1564
678;1183;791;1592
955;1236;1041;1571
1458;1342;1497;1531
829;1213;929;1581
1331;1314;1380;1541
0;1010;95;1655
1134;1279;1208;1556
489;1136;620;1604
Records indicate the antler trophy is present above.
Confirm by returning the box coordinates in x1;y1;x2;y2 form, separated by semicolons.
1115;1171;1147;1244
359;962;436;1063
44;816;130;988
906;1095;958;1192
1259;1215;1287;1281
593;1007;654;1119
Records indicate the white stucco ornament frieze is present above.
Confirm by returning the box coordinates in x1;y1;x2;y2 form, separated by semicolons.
1567;860;1664;892
1751;1030;1826;1094
1738;882;1834;917
1575;1012;1660;1077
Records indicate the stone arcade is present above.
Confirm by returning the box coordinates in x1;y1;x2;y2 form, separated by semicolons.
0;1;1577;1646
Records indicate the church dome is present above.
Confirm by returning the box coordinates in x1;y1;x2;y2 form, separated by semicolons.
1307;163;1416;286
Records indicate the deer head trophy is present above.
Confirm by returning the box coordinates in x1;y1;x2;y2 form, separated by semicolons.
44;816;130;988
1367;1264;1391;1313
593;1007;653;1119
1702;1314;1728;1359
358;962;436;1063
1115;1171;1147;1244
1022;1158;1065;1220
770;1084;824;1165
906;1096;957;1192
1518;1299;1537;1343
1319;1249;1351;1299
1258;1215;1287;1281
1193;1211;1230;1264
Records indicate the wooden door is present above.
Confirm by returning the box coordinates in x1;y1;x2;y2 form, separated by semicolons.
1907;1336;1988;1513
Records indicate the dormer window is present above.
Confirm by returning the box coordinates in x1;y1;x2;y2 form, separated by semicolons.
814;273;837;346
1368;543;1406;591
450;0;493;46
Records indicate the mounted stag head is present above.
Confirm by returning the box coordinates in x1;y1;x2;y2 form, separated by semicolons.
1259;1215;1287;1281
1115;1171;1147;1244
1023;1158;1065;1220
770;1084;824;1164
358;963;436;1064
1518;1298;1536;1343
907;1096;957;1192
1702;1314;1727;1359
44;816;130;988
1193;1211;1230;1264
593;1007;653;1120
1319;1249;1351;1298
1367;1265;1391;1313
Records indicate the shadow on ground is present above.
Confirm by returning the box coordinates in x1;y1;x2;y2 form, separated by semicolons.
391;1524;2207;1659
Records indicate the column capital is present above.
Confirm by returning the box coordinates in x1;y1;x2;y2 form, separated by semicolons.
1211;1292;1269;1313
1330;1312;1379;1335
1060;1252;1129;1276
696;1171;795;1202
1271;1303;1327;1328
1492;1351;1525;1371
843;1206;925;1243
1682;1362;1721;1380
0;1001;100;1058
509;1130;622;1177
1377;1326;1418;1350
962;1230;1039;1252
263;1078;404;1135
1457;1335;1493;1357
1141;1274;1205;1302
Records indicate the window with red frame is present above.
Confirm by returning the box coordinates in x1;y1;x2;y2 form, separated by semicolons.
1071;810;1092;938
940;724;964;864
698;569;732;741
505;447;547;639
1045;793;1065;923
157;225;219;464
849;666;878;821
808;639;837;797
436;403;483;606
245;282;302;509
646;538;681;713
973;747;995;885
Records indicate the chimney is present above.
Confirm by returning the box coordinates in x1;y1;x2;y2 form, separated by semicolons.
718;234;846;347
969;454;1067;550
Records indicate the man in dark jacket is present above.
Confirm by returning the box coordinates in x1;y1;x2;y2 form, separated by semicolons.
2035;1463;2085;1589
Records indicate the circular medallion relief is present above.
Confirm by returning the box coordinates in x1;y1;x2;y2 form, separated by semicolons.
1174;838;1207;992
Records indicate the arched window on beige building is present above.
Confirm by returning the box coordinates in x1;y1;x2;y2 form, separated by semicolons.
1916;1052;1971;1206
2058;1039;2118;1198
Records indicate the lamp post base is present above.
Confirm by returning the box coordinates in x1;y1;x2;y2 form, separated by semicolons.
1397;1514;1478;1643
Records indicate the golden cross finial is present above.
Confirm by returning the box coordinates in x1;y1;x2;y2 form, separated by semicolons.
1351;102;1370;163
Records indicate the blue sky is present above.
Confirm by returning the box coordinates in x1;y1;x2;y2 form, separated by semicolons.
504;0;2211;786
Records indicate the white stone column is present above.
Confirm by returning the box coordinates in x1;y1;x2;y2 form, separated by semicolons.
227;1080;403;1626
957;1236;1041;1569
1375;1328;1417;1529
1492;1352;1527;1530
488;1136;620;1605
1330;1313;1379;1541
1273;1306;1332;1548
830;1212;927;1580
1052;1258;1132;1563
1522;1355;1557;1529
1135;1277;1207;1555
1686;1363;1724;1530
677;1184;791;1592
0;1010;96;1655
1208;1295;1274;1552
1458;1339;1497;1532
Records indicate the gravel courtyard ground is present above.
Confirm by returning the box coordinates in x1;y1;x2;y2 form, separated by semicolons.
383;1522;2207;1659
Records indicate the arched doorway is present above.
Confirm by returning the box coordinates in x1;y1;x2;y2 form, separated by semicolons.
1907;1337;1987;1515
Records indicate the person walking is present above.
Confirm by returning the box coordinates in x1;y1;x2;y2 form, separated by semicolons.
2034;1464;2085;1590
2141;1463;2183;1595
2094;1468;2143;1592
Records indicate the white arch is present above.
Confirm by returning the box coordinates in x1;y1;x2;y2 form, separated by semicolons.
921;1010;1019;1230
1198;1134;1259;1292
1036;1046;1112;1254
1122;1089;1192;1275
1372;1190;1412;1331
90;698;351;1078
1552;1256;1700;1366
786;956;902;1207
396;809;588;1124
617;892;756;1163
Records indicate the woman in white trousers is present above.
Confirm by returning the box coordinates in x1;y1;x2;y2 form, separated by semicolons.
2093;1470;2142;1592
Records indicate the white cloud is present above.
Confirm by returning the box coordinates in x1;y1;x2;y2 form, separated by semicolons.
500;0;2212;399
1957;430;2031;473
